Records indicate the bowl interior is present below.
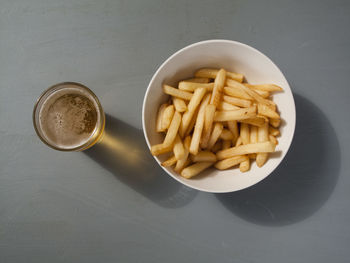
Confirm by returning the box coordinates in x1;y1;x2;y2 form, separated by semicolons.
143;40;295;193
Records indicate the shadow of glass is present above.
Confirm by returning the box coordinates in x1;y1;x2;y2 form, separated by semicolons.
216;93;340;226
84;114;197;208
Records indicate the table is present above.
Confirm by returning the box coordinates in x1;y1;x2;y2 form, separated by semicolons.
1;0;349;262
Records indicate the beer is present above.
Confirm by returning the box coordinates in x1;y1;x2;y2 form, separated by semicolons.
33;82;105;151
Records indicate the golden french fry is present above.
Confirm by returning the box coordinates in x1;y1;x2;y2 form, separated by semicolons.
252;89;270;98
239;159;250;172
269;126;280;136
185;107;199;136
150;143;173;156
183;77;210;83
200;104;216;149
222;95;252;108
269;134;278;145
178;82;214;92
161;105;175;130
156;103;168;132
179;87;207;137
240;116;267;127
191;151;217;162
210;68;226;107
174;136;191;172
207;122;224;149
172;97;187;112
223;86;252;100
214;106;257;122
256;122;269;167
269;118;281;128
195;68;244;82
235;136;242;146
181;162;214;179
250;125;258;143
220;129;234;140
227;121;239;143
253;89;270;98
163;111;182;146
244;83;283;92
173;134;185;160
215;155;248;170
189;93;211;155
161;155;177;167
238;82;276;108
240;123;250;145
222;140;231;150
218;101;241;111
258;104;280;119
216;141;276;160
163;85;193;100
211;140;223;153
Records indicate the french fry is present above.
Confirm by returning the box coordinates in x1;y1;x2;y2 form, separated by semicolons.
218;101;240;111
161;155;177;167
222;140;231;150
256;122;269;167
163;85;193;100
250;126;258;143
181;162;214;179
235;136;242;146
244;83;283;92
156;103;168;132
258;104;280;119
240;123;250;145
223;86;252;100
248;153;257;159
215;155;248;170
216;141;276;160
269;126;280;136
179;87;207;137
151;143;173;156
183;77;210;83
269;118;281;128
222;95;252;108
269;134;278;145
238;82;276;108
200;104;216;149
161;105;175;130
185;107;199;136
189;93;211;155
173;134;185;160
163;111;182;146
191;151;217;162
252;89;270;98
174;135;191;172
227;121;239;143
172;97;187;112
239;159;250;172
210;68;226;107
207;122;224;149
220;129;234;140
211;140;223;153
195;68;244;82
240;116;267;127
214;106;257;122
178;82;214;92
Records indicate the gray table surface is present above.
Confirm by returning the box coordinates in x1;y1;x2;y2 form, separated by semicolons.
1;0;350;262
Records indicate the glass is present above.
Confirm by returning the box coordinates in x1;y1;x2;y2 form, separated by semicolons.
33;82;105;151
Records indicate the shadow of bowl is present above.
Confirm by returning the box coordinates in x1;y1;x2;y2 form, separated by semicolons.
216;93;340;226
84;114;197;209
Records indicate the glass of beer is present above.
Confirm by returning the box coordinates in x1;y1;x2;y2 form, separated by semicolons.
33;82;105;151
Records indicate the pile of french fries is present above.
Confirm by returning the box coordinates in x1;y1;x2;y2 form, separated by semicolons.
150;68;283;179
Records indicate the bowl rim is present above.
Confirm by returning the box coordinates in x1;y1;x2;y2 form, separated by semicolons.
142;39;296;193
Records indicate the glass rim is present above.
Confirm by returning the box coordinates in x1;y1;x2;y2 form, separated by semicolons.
33;82;105;151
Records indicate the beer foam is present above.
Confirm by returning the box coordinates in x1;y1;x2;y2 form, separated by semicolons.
39;84;100;149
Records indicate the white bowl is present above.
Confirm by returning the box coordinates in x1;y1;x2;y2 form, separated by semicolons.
142;40;296;193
